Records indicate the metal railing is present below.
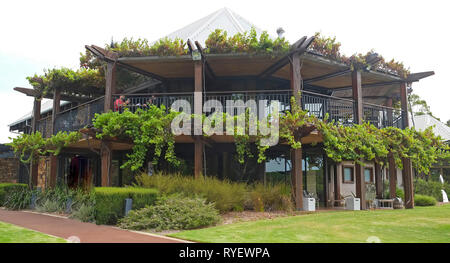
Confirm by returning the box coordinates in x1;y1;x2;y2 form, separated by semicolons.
36;116;53;138
362;102;404;129
302;90;355;124
112;93;194;113
53;97;104;134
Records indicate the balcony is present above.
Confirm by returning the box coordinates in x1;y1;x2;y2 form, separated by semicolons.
37;90;404;137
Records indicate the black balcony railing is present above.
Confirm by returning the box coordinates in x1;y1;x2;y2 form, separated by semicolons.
36;116;53;138
46;90;404;135
53;97;104;134
362;102;404;129
302;91;355;125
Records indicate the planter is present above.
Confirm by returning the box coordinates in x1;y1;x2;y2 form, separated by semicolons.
302;197;316;211
345;197;360;210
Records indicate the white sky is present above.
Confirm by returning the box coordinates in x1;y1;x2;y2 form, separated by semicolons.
0;0;449;143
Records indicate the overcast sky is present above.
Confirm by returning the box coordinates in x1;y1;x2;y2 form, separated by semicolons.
0;0;448;143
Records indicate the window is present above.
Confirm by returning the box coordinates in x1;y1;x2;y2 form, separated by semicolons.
364;168;374;183
343;166;354;183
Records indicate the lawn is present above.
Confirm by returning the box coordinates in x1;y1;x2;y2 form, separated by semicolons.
170;204;450;243
0;221;66;243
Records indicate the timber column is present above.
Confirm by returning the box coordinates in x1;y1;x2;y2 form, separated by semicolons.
290;52;303;210
352;70;366;210
386;97;397;198
100;61;116;186
49;87;61;188
194;60;203;179
400;83;414;208
30;97;41;187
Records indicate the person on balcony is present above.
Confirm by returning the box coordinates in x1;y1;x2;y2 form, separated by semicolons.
114;95;130;112
142;95;157;109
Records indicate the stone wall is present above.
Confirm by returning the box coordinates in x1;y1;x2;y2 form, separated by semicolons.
0;158;19;183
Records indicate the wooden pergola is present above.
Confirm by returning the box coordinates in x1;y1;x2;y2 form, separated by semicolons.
19;35;433;210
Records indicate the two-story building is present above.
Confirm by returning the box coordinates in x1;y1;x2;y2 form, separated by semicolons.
9;8;434;210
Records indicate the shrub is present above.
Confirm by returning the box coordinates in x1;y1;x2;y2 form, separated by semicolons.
414;194;437;206
135;173;293;213
94;187;158;225
135;173;248;213
414;178;448;202
249;183;292;212
71;203;95;222
0;183;28;205
3;188;33;210
118;195;221;231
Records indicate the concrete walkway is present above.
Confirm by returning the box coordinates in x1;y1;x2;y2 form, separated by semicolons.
0;208;186;243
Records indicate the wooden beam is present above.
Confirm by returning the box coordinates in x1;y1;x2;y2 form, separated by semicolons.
386;97;393;126
406;71;434;82
331;80;403;91
49;87;61;188
104;62;116;112
30;97;41;188
290;53;302;105
375;162;383;199
389;153;397;198
100;141;112;187
258;36;314;79
194;138;203;179
399;82;409;128
14;87;94;103
195;41;216;80
304;69;351;84
352;70;366;209
402;157;414;208
117;61;166;82
352;70;363;124
31;98;41;133
355;162;366;210
291;148;303;210
290;50;303;210
194;60;203;179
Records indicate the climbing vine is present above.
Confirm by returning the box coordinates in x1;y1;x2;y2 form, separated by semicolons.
310;32;410;77
92;106;180;171
8;131;82;164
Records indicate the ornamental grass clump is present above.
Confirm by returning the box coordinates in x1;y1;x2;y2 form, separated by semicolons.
135;173;247;213
118;195;221;231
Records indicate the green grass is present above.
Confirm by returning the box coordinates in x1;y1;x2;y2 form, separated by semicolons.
0;221;66;243
170;204;450;243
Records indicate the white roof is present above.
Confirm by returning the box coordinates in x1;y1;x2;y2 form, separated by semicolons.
164;7;265;46
411;114;450;142
9;100;69;127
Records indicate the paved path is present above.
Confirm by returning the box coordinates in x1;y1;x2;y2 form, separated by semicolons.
0;208;186;243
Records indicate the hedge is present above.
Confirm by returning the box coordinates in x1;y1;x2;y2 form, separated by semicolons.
414;194;437;206
94;187;158;225
0;183;28;206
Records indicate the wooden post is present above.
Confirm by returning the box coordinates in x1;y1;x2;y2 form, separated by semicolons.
290;52;303;210
194;60;203;178
400;83;414;208
291;148;303;210
30;97;41;187
352;70;366;209
375;162;383;199
49;88;61;188
389;153;397;198
104;62;116;112
335;163;342;201
100;141;112;187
